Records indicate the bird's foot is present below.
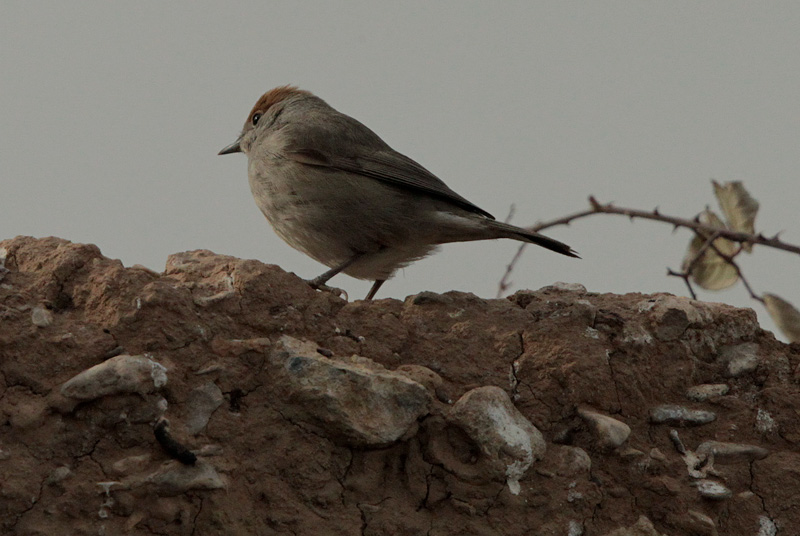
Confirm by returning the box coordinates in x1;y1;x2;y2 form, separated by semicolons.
305;279;348;301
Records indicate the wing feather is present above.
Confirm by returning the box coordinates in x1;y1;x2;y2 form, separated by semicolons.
283;116;494;219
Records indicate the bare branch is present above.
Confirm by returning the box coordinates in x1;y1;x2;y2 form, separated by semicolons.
503;204;516;224
705;240;764;303
499;195;798;301
585;197;800;255
666;268;697;300
664;230;724;300
497;242;527;298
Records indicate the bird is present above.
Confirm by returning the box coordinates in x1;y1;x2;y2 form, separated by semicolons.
219;85;578;300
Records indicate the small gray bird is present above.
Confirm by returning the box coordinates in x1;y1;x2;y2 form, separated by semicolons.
219;86;577;300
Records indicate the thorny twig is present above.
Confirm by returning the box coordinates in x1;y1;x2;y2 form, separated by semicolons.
503;203;516;224
665;231;723;300
497;207;597;297
706;241;764;303
498;196;798;300
584;197;799;255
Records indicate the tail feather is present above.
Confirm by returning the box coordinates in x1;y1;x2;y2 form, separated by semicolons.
487;220;580;258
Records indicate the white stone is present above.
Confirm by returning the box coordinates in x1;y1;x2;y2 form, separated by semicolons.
448;386;545;494
31;306;53;327
61;354;168;400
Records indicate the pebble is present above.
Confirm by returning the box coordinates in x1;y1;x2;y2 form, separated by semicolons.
721;342;759;377
687;510;717;534
185;382;224;435
60;354;168;400
549;282;587;293
696;441;768;462
268;335;431;447
46;466;72;485
696;479;732;500
755;409;776;434
147;460;225;496
685;383;729;401
31;306;53;327
567;520;584;536
605;516;661;536
111;454;152;475
758;516;778;536
552;445;592;477
618;447;645;459
448;386;545;495
577;408;631;449
649;405;716;426
395;364;446;401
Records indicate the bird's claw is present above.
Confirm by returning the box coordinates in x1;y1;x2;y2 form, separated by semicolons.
305;279;348;301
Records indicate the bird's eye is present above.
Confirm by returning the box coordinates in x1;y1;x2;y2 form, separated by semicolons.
252;112;262;126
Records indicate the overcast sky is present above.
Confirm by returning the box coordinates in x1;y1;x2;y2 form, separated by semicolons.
3;2;798;340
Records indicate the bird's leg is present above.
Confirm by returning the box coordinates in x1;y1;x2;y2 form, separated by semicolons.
305;254;364;298
365;280;386;300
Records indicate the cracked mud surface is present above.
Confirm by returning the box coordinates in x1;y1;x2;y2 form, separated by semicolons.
1;236;799;535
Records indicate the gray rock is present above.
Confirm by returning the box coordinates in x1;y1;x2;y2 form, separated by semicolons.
60;354;168;400
638;295;710;342
46;466;72;485
686;510;716;534
448;386;545;495
550;282;587;293
267;336;431;447
696;441;768;462
394;364;449;402
601;515;666;536
578;408;631;449
552;445;592;477
758;516;777;536
185;382;224;435
147;460;224;496
720;342;759;377
31;306;53;327
685;383;729;401
653;308;689;341
755;408;776;434
111;454;152;476
696;479;732;500
649;405;716;426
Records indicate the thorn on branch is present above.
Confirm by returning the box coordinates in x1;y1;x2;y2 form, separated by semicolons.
667;267;697;300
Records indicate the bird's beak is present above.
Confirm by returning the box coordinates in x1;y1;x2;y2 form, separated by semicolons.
218;138;242;155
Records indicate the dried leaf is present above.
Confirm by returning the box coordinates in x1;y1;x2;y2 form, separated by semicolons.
713;180;759;252
682;210;739;290
763;294;800;343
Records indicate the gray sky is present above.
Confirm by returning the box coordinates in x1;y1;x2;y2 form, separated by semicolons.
3;2;798;340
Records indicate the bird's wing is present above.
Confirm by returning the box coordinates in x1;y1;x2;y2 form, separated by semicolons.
284;119;495;220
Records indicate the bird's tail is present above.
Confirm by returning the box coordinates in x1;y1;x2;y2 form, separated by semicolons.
485;220;580;258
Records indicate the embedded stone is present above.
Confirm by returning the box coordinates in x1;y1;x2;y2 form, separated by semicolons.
31;306;53;327
578;408;631;449
685;384;729;401
448;386;545;495
267;336;431;447
649;405;716;426
720;342;759;377
696;479;731;500
60;354;168;400
147;460;224;496
185;381;224;435
696;441;768;462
